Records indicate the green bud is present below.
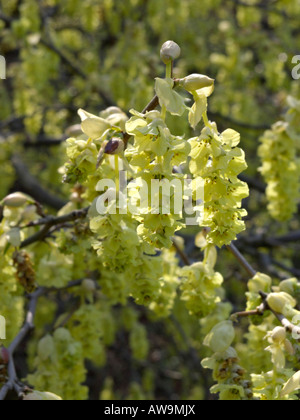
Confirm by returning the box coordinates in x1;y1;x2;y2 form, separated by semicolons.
179;74;214;92
160;40;181;64
82;279;96;293
279;278;298;295
2;192;31;208
280;371;300;397
267;292;296;314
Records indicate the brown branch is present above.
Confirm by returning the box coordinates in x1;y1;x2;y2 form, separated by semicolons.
239;230;300;248
170;314;210;399
12;155;67;211
0;288;44;400
172;237;192;266
229;0;288;17
20;207;89;248
227;243;257;277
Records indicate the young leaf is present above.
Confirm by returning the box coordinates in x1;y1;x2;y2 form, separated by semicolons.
189;92;207;129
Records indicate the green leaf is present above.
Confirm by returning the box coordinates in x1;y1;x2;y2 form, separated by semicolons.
281;371;300;397
155;78;186;116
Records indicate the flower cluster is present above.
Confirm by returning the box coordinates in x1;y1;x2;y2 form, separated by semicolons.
258;97;300;221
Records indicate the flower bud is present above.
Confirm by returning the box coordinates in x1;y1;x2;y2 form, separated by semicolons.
267;292;296;314
271;327;286;344
24;391;62;401
179;74;214;92
160;40;181;64
2;192;31;208
0;347;9;364
104;138;124;155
